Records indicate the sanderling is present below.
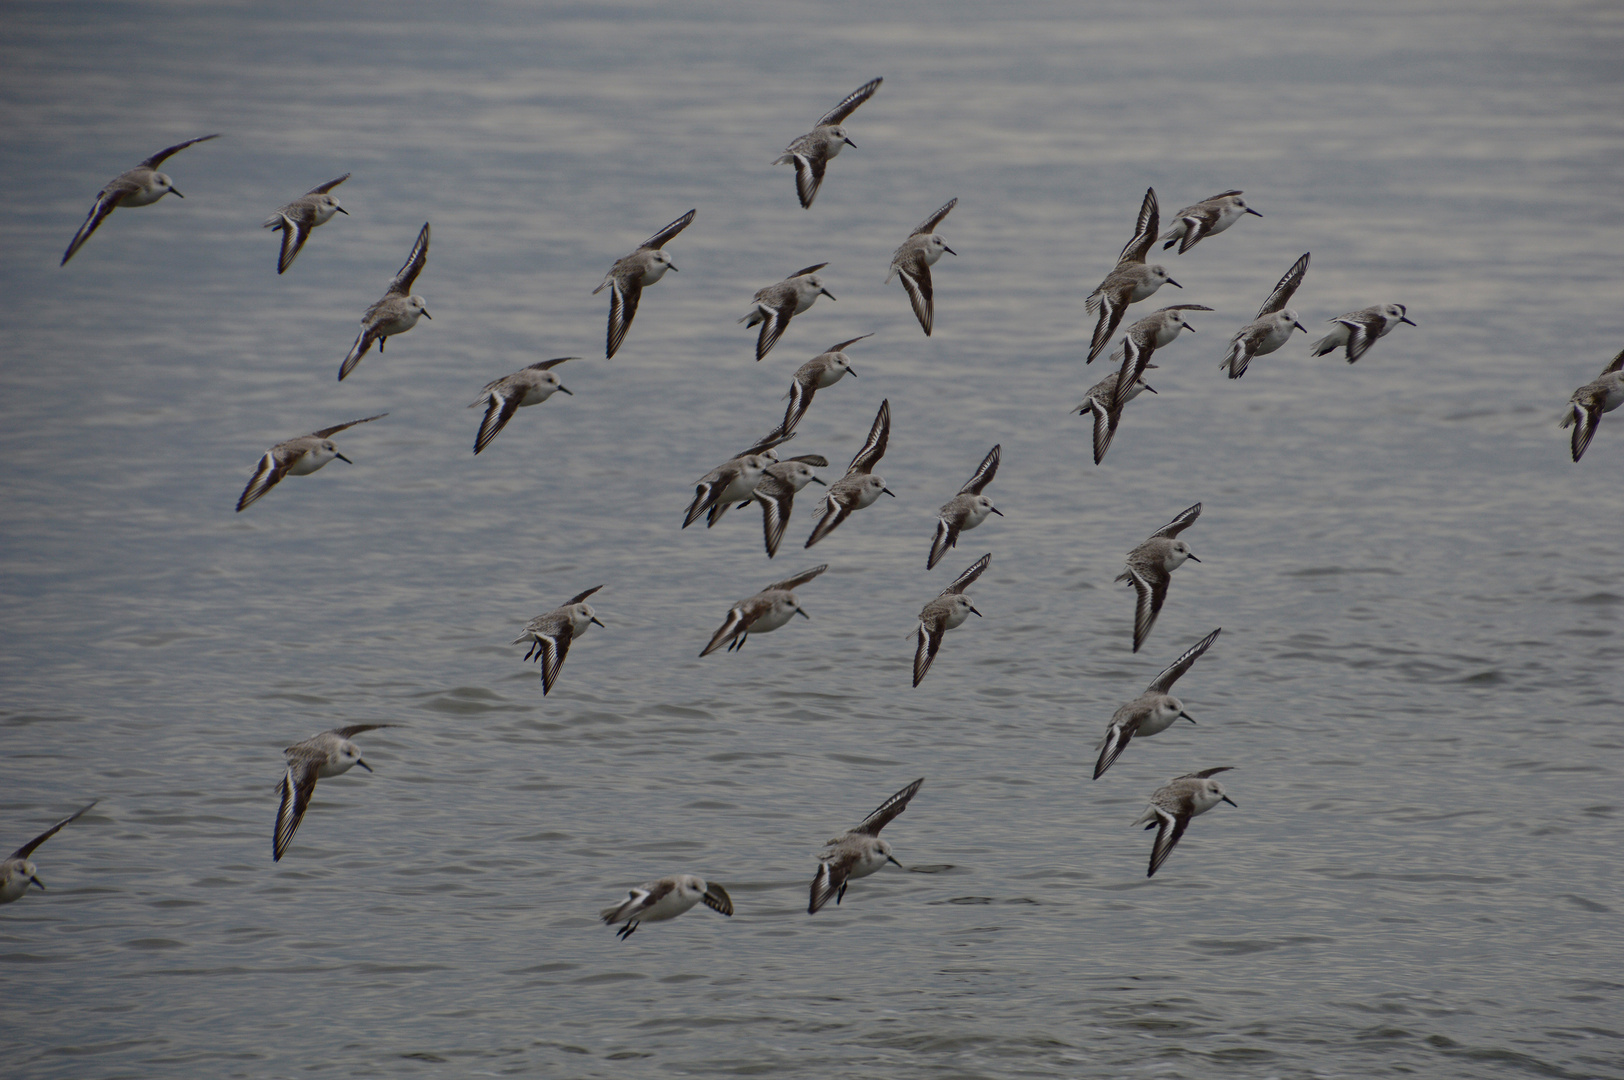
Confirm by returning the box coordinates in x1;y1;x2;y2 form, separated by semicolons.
339;222;431;381
744;455;829;558
1094;628;1221;779
593;208;695;359
61;134;220;266
684;427;797;529
1107;304;1214;370
264;173;349;274
1308;303;1416;364
775;77;883;209
601;875;733;939
273;725;394;862
236;413;387;512
513;585;606;695
810;777;923;914
1074;362;1157;466
806;399;893;548
783;335;869;433
1116;502;1202;653
1158;190;1262;254
1220;252;1309;379
469;357;577;455
914;553;989;687
1;802;97;905
927;445;1001;569
887;198;957;336
1561;347;1624;462
1087;188;1182;362
700;564;827;656
740;264;836;361
1134;767;1236;877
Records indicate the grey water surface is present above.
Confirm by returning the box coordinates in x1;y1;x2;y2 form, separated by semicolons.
2;1;1621;1077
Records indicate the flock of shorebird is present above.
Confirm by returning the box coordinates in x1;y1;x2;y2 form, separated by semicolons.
10;76;1619;937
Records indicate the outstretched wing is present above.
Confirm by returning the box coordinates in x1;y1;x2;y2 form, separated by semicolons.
536;621;575;695
311;412;389;440
1569;396;1605;462
1083;396;1114;466
817;76;883;126
1126;566;1169;654
700;605;749;657
139;133;220;170
853;777;925;836
894;252;935;335
473;391;518;455
913;613;948;686
847;399;891;474
332;724;394;739
61;191;123;266
1177;766;1235;781
1147;627;1222;695
567;584;605;605
804;489;854;548
808;854;853;914
386;222;431;297
788;152;826;209
755;474;796;558
1603;347;1624;377
927;514;959;570
639;208;696;250
764;563;828;594
1257;252;1309;318
1145;806;1188;877
1117;188;1159;266
755;292;799;360
740;424;797;458
958;444;1000;496
272;755;322;861
942;553;991;596
9;801;98;861
236;446;294;512
911;197;957;237
605;276;642;359
1088;286;1129;363
1149;502;1202;540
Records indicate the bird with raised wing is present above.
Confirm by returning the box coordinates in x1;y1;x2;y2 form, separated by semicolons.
594;209;695;359
1308;303;1416;364
469;357;576;455
887;198;957;335
1;802;98;905
601;875;733;939
806;399;893;548
61;134;220;266
339;222;431;381
927;445;1001;570
236;413;387;512
1158;190;1262;254
782;335;869;433
1116;503;1202;653
273;725;394;862
700;565;827;656
775;77;883;209
513;586;606;695
1094;628;1221;779
1086;188;1181;362
809;777;922;913
1560;347;1624;462
685;426;797;529
1134;768;1236;877
1219;253;1309;379
264;173;349;274
740;264;837;361
914;553;989;687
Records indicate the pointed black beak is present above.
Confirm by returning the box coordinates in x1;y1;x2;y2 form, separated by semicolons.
420;309;432;320
356;758;373;773
810;476;827;486
1186;553;1200;562
1293;322;1307;333
1245;207;1263;217
30;875;46;891
1401;316;1416;326
821;289;837;301
1180;711;1197;724
170;188;186;199
668;263;679;272
1221;795;1238;807
335;452;354;464
794;606;810;620
1182;323;1196;333
591;616;606;627
989;507;1004;517
558;385;574;395
886;855;903;867
968;604;982;617
336;206;350;215
1166;278;1182;289
844;137;857;148
1143;383;1159;394
881;487;896;497
943;245;957;256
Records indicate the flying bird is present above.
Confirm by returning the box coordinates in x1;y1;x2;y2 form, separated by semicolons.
61;134;220;266
339;222;431;381
809;777;923;913
468;357;577;455
700;565;827;656
742;455;828;558
264;173;349;274
806;399;893;548
1094;628;1222;779
1158;190;1262;254
684;427;797;529
1560;346;1624;462
1;802;97;905
1074;361;1157;466
512;585;606;695
739;264;836;361
1134;767;1237;877
782;334;869;433
601;875;732;940
1116;502;1202;653
886;198;957;335
1219;253;1310;379
1086;188;1181;362
273;725;394;862
913;553;989;687
927;444;1001;569
774;77;883;208
236;413;387;512
593;209;695;358
1308;303;1416;364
